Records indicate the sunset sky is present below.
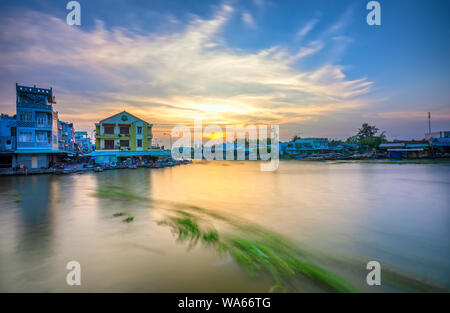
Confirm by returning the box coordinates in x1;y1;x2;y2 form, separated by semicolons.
0;0;449;145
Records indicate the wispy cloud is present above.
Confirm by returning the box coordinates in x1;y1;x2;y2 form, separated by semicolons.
0;4;372;135
242;12;256;28
297;18;319;40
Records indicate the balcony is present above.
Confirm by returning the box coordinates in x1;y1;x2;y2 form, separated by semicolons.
16;121;52;129
17;102;52;111
16;142;52;149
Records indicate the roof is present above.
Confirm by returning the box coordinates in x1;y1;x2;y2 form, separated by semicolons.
92;149;170;157
16;83;55;103
99;110;153;126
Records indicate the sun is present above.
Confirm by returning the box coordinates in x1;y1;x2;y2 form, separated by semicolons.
204;132;224;140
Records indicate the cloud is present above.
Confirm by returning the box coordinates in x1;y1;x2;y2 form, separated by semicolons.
0;5;372;134
242;12;256;28
297;18;319;40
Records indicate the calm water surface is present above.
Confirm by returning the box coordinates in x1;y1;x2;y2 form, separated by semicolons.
0;161;449;292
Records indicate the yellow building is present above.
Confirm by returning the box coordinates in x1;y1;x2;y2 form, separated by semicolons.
95;111;152;151
94;111;168;164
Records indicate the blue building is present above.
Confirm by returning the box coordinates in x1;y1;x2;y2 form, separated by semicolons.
75;131;92;154
14;84;65;168
58;120;76;153
0;114;17;168
282;138;329;156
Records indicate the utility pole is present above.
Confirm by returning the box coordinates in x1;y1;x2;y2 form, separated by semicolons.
428;112;431;135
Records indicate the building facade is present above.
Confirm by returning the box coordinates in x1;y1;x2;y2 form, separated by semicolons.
94;111;164;163
283;138;329;155
0;114;17;168
75;131;92;154
58;120;76;152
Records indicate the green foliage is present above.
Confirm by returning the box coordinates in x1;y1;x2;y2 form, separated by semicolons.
360;135;386;149
123;216;134;223
158;210;357;293
113;212;125;217
357;123;379;139
345;135;359;144
346;123;387;149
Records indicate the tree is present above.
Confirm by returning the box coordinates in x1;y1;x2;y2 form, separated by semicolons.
357;123;379;139
345;135;359;144
290;135;301;142
347;123;387;151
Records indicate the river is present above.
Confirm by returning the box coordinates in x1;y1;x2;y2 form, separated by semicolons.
0;161;449;292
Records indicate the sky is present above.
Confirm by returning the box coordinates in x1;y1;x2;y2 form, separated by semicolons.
0;0;449;145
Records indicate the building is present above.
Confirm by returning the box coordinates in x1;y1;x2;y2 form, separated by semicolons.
75;131;92;154
58;120;76;153
425;131;450;140
379;140;430;159
14;84;69;168
93;111;169;163
283;138;329;155
0;114;17;168
426;131;450;156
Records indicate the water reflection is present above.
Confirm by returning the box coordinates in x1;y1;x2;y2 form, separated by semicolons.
0;162;449;292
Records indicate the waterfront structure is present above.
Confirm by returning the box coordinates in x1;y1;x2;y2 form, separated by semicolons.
0;114;17;168
379;140;430;159
14;84;66;168
75;131;92;154
426;131;450;156
94;111;169;163
283;138;329;156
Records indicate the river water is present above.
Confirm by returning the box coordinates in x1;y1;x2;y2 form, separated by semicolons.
0;161;449;292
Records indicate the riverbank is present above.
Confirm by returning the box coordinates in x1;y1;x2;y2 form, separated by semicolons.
0;159;192;176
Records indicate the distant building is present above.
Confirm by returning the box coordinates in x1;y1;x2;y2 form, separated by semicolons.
379;140;430;159
75;131;92;153
426;131;450;155
425;131;450;140
93;111;168;163
283;138;329;155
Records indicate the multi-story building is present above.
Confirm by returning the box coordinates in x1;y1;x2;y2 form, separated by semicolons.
14;84;64;168
94;111;168;163
0;114;17;168
75;131;92;154
58;120;76;152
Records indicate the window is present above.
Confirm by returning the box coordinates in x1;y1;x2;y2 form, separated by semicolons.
104;126;115;135
19;112;32;121
36;114;47;126
53;135;57;144
137;139;142;147
120;140;129;147
19;132;32;142
120;126;129;135
104;140;114;149
137;127;142;134
36;131;47;143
